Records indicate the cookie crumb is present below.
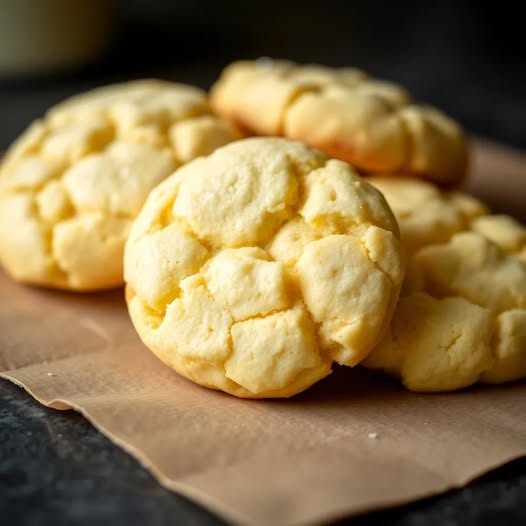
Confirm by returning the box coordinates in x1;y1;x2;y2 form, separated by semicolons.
255;56;274;68
368;432;379;440
47;372;55;377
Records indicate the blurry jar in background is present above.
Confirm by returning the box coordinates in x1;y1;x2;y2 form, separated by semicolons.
0;0;115;77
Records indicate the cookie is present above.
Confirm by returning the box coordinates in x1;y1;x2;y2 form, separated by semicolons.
125;138;404;398
211;59;468;185
364;176;526;391
0;80;240;290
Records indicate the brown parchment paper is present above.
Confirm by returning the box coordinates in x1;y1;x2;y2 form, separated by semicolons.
1;140;526;526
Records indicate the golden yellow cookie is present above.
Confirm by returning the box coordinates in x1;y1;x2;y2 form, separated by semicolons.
0;80;240;290
211;59;468;186
364;176;526;391
125;138;404;398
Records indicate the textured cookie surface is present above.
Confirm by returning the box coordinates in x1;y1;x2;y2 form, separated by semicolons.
0;80;240;290
364;176;526;391
211;59;467;185
125;138;404;398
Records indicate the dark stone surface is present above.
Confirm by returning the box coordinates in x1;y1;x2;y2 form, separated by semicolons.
1;378;525;525
0;379;222;526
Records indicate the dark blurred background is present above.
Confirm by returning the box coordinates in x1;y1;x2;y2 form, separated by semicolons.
1;0;525;150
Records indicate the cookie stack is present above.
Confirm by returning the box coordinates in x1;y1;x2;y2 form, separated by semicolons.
1;60;524;398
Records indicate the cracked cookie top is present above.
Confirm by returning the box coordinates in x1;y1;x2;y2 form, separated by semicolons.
364;176;526;391
124;138;404;398
0;80;240;290
210;59;468;186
